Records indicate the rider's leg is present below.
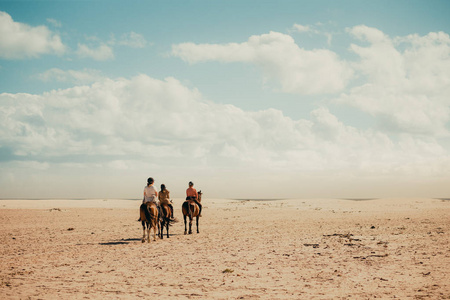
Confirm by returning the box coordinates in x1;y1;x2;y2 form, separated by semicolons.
168;204;174;218
157;204;161;219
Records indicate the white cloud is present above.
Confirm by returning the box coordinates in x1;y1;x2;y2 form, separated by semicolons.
74;31;146;60
46;18;62;28
1;74;448;181
338;25;450;136
292;23;333;45
36;68;105;84
172;31;353;95
76;43;114;60
292;24;312;33
349;25;388;44
0;11;66;59
116;31;147;48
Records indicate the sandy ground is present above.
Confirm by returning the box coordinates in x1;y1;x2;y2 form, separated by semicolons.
0;197;449;299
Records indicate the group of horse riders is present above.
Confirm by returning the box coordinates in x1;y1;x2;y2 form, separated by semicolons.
142;177;202;219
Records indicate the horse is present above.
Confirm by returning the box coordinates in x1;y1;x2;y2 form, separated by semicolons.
182;190;202;235
159;202;176;239
139;202;159;243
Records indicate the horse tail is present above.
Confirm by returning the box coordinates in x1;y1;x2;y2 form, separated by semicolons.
162;204;178;225
167;208;178;225
159;205;166;222
188;202;193;218
182;201;191;218
140;203;154;224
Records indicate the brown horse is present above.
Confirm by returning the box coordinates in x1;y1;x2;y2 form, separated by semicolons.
159;203;176;239
182;190;202;235
140;202;159;243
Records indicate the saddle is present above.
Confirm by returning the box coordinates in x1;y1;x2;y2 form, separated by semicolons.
185;196;200;203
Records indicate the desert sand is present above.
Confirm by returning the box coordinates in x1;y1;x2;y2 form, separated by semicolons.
1;197;449;299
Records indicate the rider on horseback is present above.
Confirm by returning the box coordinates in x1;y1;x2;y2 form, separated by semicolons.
186;181;202;217
139;177;159;222
143;177;158;205
158;184;174;219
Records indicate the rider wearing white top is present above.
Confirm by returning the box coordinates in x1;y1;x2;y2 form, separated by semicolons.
143;177;158;204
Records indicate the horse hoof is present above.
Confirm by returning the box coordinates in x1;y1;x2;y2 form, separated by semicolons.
184;231;187;235
141;239;145;243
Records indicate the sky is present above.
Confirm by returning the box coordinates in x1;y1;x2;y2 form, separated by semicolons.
1;0;450;199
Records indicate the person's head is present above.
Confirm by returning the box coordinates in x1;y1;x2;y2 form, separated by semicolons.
147;177;154;186
160;184;166;191
189;181;194;187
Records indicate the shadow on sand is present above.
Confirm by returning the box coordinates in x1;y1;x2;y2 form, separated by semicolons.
99;234;182;245
99;238;141;245
436;198;450;201
340;198;379;201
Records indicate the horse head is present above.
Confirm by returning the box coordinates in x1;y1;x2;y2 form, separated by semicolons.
198;190;202;202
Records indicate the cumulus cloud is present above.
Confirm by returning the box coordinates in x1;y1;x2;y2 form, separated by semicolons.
292;23;334;45
338;25;450;136
172;31;353;95
1;74;448;182
0;11;66;59
171;26;450;138
76;43;114;60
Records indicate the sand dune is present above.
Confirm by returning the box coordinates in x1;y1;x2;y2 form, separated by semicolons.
1;198;449;299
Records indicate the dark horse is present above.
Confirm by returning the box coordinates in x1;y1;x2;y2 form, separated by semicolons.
182;190;202;235
159;203;176;239
140;202;159;243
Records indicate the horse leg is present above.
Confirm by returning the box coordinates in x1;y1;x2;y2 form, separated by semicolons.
196;215;200;234
157;220;160;236
157;221;160;240
141;221;146;243
184;215;187;235
147;224;151;243
166;221;170;238
188;216;193;234
149;224;153;242
153;222;158;241
159;220;164;239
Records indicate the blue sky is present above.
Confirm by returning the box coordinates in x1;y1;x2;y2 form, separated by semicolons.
1;0;450;199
